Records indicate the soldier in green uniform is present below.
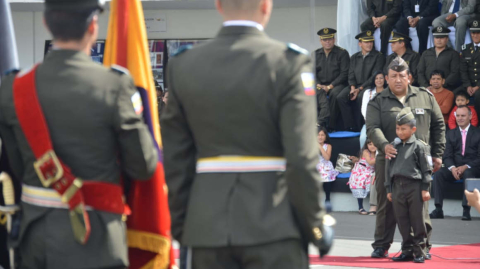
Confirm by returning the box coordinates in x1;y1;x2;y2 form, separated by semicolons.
161;0;333;268
386;107;433;263
0;0;158;268
366;57;445;259
338;31;385;132
459;19;480;115
314;28;350;129
417;26;462;91
384;32;420;86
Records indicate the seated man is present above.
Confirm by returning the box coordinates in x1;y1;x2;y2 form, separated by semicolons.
361;0;402;55
432;0;477;52
384;32;420;85
459;19;480;116
395;0;440;55
430;105;480;221
417;27;461;91
429;70;455;123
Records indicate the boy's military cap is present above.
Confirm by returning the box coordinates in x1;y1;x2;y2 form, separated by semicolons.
396;107;416;125
432;26;450;37
470;20;480;33
45;0;105;11
389;31;412;43
355;31;374;42
317;28;336;39
388;56;409;72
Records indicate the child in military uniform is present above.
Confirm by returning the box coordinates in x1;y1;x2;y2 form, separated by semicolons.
385;107;433;263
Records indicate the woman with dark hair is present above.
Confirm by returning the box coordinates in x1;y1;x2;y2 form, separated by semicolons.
316;126;339;212
360;71;386;148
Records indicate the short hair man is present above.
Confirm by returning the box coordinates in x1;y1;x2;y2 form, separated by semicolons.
383;32;420;85
430;105;480;221
429;70;455;123
366;57;445;259
459;19;480;117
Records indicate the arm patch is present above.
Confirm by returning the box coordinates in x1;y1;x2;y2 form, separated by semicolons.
110;64;130;76
287;43;309;55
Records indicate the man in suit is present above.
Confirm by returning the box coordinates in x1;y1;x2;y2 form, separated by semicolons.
161;0;333;268
361;0;403;55
433;0;477;52
430;105;480;221
0;0;158;268
395;0;440;55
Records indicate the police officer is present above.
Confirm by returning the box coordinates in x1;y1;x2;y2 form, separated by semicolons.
366;57;445;259
0;0;158;268
384;32;420;85
161;0;333;268
417;26;462;90
459;19;480;115
314;28;350;129
338;31;385;132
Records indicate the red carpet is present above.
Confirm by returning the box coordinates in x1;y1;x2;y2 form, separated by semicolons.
310;243;480;269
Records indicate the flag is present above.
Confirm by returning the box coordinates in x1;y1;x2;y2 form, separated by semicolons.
104;1;174;268
0;0;19;76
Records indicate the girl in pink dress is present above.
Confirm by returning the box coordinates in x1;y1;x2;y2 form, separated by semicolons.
316;127;339;212
349;138;376;215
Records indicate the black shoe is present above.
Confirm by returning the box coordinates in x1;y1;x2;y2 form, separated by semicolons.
391;254;414;262
371;247;388;258
426;253;431;260
414;256;425;263
429;208;444;219
462;211;472;221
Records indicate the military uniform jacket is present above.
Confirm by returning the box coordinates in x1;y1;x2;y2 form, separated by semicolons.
161;26;324;247
349;50;385;89
460;43;480;88
417;47;461;89
384;49;420;84
386;134;433;192
314;45;350;86
366;86;446;159
367;0;403;18
0;50;158;268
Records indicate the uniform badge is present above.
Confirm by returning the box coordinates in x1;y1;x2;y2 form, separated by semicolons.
474;21;479;27
301;73;315;96
437;26;443;32
367;31;372;36
324;28;329;34
415;108;425;115
391;31;394;38
426;154;433;169
131;91;144;115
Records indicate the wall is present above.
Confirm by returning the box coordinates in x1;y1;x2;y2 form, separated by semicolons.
11;5;337;68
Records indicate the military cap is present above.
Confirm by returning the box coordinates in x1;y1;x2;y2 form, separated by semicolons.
355;31;374;42
388;56;409;72
396;107;415;125
317;28;336;39
470;20;480;33
45;0;105;11
389;31;412;43
432;26;450;37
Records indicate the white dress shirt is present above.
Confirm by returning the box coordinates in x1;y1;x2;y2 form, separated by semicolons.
361;87;380;120
223;20;264;31
448;124;471;170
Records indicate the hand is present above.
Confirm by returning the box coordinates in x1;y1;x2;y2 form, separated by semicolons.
422;191;431;201
432;157;442;173
372;17;379;27
446;13;456;23
408;17;415;27
411;17;420;27
376;16;387;26
384;144;398;159
350;88;359;101
325;85;333;93
457;165;468;177
349;156;359;163
464;189;480;207
451;167;461;180
387;193;392;202
317;84;323;90
467;86;474;96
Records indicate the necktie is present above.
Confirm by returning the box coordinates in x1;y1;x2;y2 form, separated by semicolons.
453;0;460;14
462;129;467;156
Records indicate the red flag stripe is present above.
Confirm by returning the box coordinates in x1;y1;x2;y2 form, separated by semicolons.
116;0;129;68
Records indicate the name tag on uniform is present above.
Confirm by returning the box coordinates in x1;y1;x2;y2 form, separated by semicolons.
415;4;420;13
415;108;425;115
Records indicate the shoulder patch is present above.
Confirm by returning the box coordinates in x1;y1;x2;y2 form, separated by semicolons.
110;64;130;76
419;86;434;96
287;43;309;55
462;44;467;51
173;45;193;57
3;68;20;76
418;139;429;146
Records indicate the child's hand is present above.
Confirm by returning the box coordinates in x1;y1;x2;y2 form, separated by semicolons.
422;191;431;201
387;193;392;202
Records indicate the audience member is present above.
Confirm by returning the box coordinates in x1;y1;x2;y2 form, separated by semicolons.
338;31;385;132
459;19;480;115
383;32;420;85
465;189;480;213
417;27;461;90
316;127;339;213
361;71;386;148
395;0;440;55
430;105;480;221
429;70;455;123
361;0;403;55
314;28;349;129
349;138;377;215
433;0;477;52
448;90;479;129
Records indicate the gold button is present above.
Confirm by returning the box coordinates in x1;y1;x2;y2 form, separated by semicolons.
475;69;477;71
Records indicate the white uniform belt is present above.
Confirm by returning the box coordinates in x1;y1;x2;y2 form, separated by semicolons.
196;156;286;173
21;184;92;210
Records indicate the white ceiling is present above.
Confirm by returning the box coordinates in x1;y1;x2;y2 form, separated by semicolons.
9;0;338;12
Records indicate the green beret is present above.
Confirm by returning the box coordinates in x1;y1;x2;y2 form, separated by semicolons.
396;107;415;125
388;56;409;72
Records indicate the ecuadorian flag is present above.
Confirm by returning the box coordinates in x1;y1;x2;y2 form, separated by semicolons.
103;1;174;268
